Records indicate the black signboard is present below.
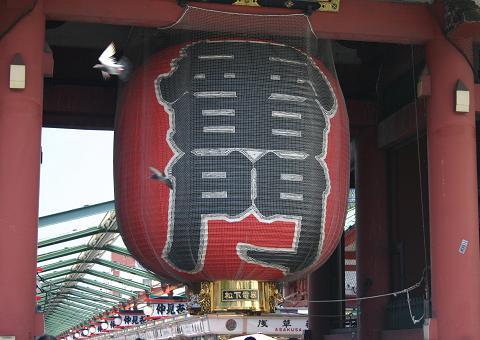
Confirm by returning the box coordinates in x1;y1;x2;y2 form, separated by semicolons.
222;289;259;301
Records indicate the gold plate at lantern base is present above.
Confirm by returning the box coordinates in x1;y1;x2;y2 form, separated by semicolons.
195;280;282;314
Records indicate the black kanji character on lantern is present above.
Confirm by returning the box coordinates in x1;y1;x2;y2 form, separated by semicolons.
157;40;336;275
123;315;131;324
139;316;146;324
167;303;175;315
283;319;292;328
257;320;268;328
132;315;139;324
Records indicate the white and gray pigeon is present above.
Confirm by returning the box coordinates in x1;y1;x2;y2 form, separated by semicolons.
149;166;173;189
93;42;130;81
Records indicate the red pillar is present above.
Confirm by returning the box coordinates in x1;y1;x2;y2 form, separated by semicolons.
355;126;389;340
426;35;480;339
0;2;45;338
308;238;344;340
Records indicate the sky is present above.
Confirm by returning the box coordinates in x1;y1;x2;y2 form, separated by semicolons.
39;128;114;217
38;128;116;242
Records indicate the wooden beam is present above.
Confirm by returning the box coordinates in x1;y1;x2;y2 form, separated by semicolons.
44;0;182;27
377;100;427;149
43;82;116;130
347;100;378;139
0;1;35;40
308;0;437;44
43;0;438;44
345;251;356;260
347;100;377;127
450;22;480;42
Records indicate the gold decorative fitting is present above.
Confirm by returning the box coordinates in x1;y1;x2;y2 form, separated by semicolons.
199;281;212;314
318;0;340;12
267;282;284;312
192;280;282;314
233;0;260;6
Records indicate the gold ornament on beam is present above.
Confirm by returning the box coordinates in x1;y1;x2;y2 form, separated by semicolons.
318;0;340;12
199;281;212;314
231;0;340;12
267;282;284;313
233;0;260;6
191;280;283;314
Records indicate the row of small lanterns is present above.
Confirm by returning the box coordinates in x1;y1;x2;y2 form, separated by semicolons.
60;318;120;339
59;306;156;339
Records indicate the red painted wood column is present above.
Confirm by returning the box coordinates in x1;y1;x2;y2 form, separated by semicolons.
425;35;480;339
355;126;389;340
308;237;344;340
0;1;45;338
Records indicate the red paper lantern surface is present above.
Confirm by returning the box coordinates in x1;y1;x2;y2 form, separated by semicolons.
115;40;349;282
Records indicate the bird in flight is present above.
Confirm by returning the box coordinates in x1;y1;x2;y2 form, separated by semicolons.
93;42;130;80
149;166;173;189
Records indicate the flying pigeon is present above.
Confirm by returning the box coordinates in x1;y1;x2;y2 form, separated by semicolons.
149;166;173;189
93;42;131;81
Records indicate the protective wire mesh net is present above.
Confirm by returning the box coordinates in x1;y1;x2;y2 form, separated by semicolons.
115;5;349;282
157;5;336;70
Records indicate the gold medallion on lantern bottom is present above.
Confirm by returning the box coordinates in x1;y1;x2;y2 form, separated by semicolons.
195;280;282;314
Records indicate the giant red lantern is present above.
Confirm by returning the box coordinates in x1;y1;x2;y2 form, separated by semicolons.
114;39;349;283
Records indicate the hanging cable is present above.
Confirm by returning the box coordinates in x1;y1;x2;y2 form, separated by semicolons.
304;274;424;304
410;45;429;268
406;289;424;324
410;44;431;319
